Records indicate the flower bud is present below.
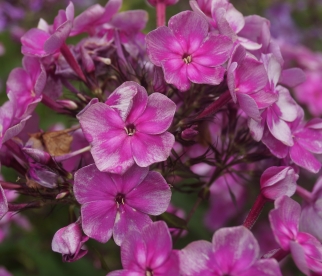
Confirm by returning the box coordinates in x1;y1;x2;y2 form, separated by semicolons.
52;222;89;262
147;0;178;7
260;166;298;200
56;99;78;110
23;147;51;164
181;125;198;141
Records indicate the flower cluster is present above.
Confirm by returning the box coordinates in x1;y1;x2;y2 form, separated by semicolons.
1;0;322;275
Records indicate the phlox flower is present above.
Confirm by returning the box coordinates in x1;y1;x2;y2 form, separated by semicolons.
179;225;282;276
269;196;322;275
77;81;176;174
73;164;171;245
107;221;180;276
146;10;233;91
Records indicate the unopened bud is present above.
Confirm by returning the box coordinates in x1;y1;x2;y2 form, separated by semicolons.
56;191;69;200
181;125;198;141
56;100;78;110
23;147;51;164
95;56;111;65
260;166;298;200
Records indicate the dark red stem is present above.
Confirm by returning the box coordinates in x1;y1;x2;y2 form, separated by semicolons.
156;2;166;27
243;193;268;230
262;248;289;262
61;43;87;83
296;185;312;203
0;181;22;190
197;90;232;119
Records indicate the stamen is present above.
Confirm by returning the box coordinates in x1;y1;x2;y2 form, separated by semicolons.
115;193;125;208
124;124;136;136
183;54;192;64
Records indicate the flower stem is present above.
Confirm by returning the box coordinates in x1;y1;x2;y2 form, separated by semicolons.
262;248;289;262
53;145;91;162
296;185;312;203
156;2;166;27
0;181;22;190
243;193;267;230
197;90;231;119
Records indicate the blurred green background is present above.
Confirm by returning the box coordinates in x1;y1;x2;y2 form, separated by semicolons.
0;0;321;275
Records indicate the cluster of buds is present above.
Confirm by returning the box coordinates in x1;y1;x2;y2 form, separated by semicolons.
1;0;322;275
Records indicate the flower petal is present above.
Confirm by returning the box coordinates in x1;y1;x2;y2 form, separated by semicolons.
212;226;259;274
168;11;208;53
81;201;116;243
187;63;225;86
236;93;261;121
131;132;174;167
135;93;176;135
113;204;151;246
74;164;117;204
126;171;171;215
161;58;190;91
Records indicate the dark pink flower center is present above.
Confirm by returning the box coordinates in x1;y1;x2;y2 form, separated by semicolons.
182;53;192;64
125;123;136;136
115;193;125;206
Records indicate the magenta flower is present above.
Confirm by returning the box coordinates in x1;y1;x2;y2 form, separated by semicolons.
260;166;298;200
21;2;74;57
107;221;180;276
77;81;176;174
179;226;282;276
6;56;46;119
269;196;322;275
146;11;233;91
52;222;89;262
73;164;171;245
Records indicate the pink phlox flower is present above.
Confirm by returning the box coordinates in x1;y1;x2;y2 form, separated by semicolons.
227;45;271;121
52;221;89;262
21;2;74;57
261;106;322;173
146;10;233;91
260;166;298;200
190;0;262;50
6;56;46;119
179;225;282;275
70;0;122;36
107;221;180;276
269;196;322;275
77;81;176;174
73;164;171;245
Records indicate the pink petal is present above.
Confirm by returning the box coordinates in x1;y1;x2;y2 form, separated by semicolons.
44;21;72;54
187;63;225;86
107;271;142;276
111;11;148;33
153;251;180;275
146;27;183;66
275;86;298;122
131;132;174;167
179;240;212;275
162;58;190;91
289;241;309;275
236;93;261;121
212;226;259;273
193;34;232;66
290;141;321;173
113;204;151;246
74;164;117;204
248;117;265;141
7;68;31;95
280;68;306;88
21;28;50;57
141;221;172;269
126;171;171;215
239;259;282;276
111;165;149;195
269;196;300;251
266;107;293;146
81;201;116;243
249;90;277;109
121;229;147;270
236;57;268;93
135;93;176;135
227;62;238;102
168;11;208;53
23;57;46;96
261;128;289;159
106;81;148;122
295;129;322;154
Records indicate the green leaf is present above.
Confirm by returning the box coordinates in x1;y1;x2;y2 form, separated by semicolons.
158;212;187;230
